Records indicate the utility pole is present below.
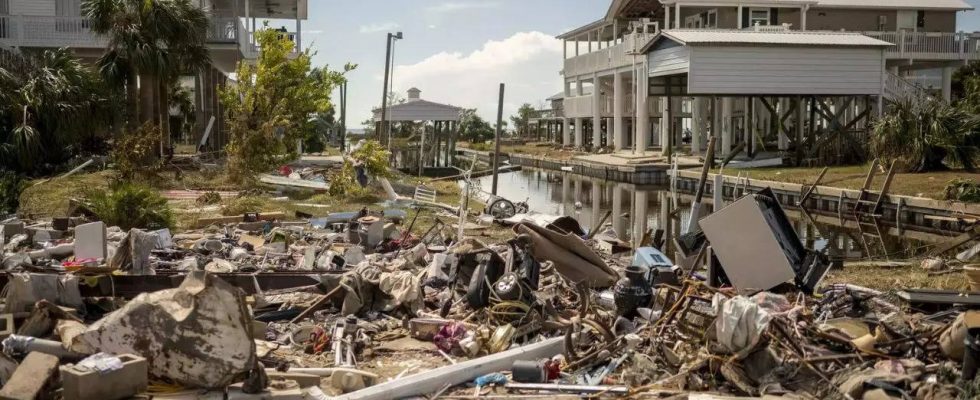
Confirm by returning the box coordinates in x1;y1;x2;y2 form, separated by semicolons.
339;80;347;153
378;32;402;148
491;83;505;196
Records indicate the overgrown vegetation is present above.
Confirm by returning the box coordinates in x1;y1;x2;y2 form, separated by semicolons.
943;178;980;203
328;140;392;197
221;196;273;216
221;27;351;185
872;98;980;172
0;48;114;175
0;171;25;215
113;123;163;179
87;183;174;230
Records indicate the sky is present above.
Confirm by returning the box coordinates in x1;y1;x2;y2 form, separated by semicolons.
292;0;980;128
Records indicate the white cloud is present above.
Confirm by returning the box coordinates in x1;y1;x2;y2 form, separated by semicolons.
359;22;400;34
427;1;501;13
386;31;562;122
428;24;438;29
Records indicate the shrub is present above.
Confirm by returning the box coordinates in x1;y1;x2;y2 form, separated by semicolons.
0;170;25;214
87;183;174;230
944;178;980;203
221;196;272;216
328;140;391;197
113;123;162;179
871;98;980;172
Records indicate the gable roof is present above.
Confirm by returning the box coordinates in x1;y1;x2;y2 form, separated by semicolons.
372;99;463;122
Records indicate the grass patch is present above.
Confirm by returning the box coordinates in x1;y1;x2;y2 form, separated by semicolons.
458;141;584;161
19;171;114;219
823;263;969;292
714;163;979;200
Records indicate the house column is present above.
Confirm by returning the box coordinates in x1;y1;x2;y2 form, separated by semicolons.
942;66;954;102
659;96;670;156
562;118;571;146
778;98;789;151
613;71;625;151
721;97;733;157
295;0;302;50
612;184;625;240
593;74;602;148
691;97;704;156
574;118;584;147
636;63;649;153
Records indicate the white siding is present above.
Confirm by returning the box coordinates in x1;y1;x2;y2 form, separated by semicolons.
688;46;884;95
9;0;55;15
648;45;690;77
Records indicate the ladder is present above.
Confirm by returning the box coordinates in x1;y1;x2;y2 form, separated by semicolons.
851;159;896;258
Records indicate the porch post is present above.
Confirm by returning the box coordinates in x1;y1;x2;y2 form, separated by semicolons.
636;62;649;153
593;74;602;148
295;0;301;50
737;6;743;29
675;3;681;29
659;95;670;156
942;65;953;102
574;118;584;147
721;97;733;157
778;98;789;151
691;97;704;156
613;71;625;151
563;118;571;146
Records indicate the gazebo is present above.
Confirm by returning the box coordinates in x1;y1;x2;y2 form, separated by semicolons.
373;88;463;168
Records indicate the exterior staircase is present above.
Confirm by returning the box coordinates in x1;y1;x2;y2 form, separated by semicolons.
884;72;936;104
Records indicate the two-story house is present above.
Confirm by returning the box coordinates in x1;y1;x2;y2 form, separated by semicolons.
0;0;307;151
556;0;974;160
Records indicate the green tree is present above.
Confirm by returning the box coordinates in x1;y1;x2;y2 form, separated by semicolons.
458;109;494;142
871;97;980;172
84;0;211;151
0;48;113;174
509;103;535;138
220;28;348;184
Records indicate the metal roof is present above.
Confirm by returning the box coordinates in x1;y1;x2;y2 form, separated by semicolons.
659;29;893;47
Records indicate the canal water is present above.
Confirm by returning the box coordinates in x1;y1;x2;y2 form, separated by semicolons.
466;168;938;263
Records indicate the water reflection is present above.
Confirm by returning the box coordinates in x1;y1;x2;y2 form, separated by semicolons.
469;168;937;262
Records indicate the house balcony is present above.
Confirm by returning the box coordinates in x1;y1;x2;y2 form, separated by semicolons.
0;15;276;60
563;32;658;78
862;31;980;62
563;93;661;119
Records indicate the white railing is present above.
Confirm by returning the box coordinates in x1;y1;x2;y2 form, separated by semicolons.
563;32;657;77
208;17;239;43
563;95;595;118
863;31;980;61
884;71;935;103
0;16;105;48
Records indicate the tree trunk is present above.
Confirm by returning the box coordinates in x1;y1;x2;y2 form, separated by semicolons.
139;73;156;125
159;78;171;157
126;73;139;132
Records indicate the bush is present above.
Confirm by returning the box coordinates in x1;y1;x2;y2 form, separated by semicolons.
328;140;392;197
944;178;980;203
0;170;25;214
872;98;980;172
87;183;174;230
221;196;272;216
113;123;162;179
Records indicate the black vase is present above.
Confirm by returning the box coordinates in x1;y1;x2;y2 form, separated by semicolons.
613;265;652;318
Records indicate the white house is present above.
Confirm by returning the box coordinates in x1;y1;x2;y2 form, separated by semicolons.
554;0;975;158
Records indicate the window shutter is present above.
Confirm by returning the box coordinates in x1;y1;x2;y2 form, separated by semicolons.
770;8;779;25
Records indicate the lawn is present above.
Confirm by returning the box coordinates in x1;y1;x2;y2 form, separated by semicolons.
714;163;978;200
458;141;584;160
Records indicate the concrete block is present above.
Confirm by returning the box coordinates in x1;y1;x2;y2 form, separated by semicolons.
61;354;148;400
74;222;107;260
0;351;59;400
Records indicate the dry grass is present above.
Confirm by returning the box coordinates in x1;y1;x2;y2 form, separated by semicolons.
714;163;978;200
823;263;970;292
18;171;114;219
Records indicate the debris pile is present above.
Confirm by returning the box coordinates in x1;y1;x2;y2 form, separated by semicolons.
0;181;978;399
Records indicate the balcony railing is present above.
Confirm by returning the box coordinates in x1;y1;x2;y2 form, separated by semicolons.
563;93;659;119
563;32;657;77
862;31;980;61
0;15;260;57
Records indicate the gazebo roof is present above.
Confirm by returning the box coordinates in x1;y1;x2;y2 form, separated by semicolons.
373;89;463;122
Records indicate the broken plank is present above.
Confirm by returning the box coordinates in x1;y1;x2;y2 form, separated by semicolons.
930;225;980;256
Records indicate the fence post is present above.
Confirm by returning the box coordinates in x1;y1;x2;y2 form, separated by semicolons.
899;30;906;57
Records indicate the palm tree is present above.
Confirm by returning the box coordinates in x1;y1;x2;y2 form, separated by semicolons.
0;48;113;174
872;97;980;172
83;0;210;153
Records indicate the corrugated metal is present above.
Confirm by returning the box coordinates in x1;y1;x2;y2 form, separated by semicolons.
688;46;884;95
9;0;55;15
663;29;893;47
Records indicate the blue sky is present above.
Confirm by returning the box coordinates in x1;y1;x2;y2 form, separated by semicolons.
296;0;980;126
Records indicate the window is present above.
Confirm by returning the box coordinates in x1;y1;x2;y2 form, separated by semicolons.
917;10;925;28
878;15;887;31
750;8;770;26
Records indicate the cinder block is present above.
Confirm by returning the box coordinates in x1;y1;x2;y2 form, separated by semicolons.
0;351;59;400
61;354;148;400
